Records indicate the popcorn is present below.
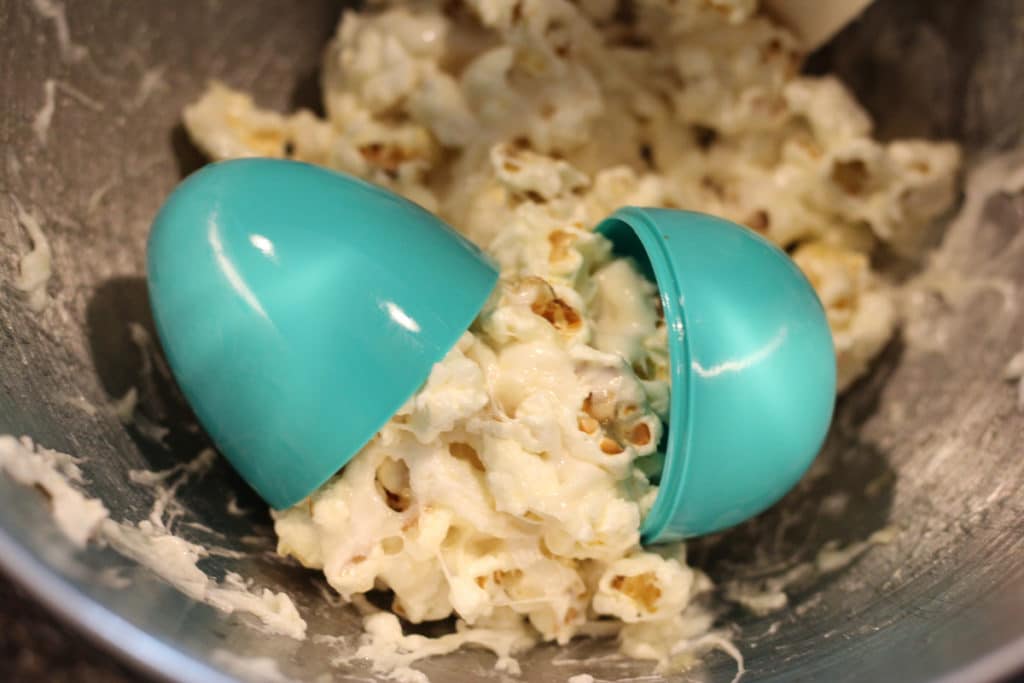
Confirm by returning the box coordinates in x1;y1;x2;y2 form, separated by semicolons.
594;552;695;622
184;82;291;159
490;141;590;200
183;0;961;672
792;241;897;389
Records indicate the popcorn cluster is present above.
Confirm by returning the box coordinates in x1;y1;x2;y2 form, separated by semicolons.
184;0;960;671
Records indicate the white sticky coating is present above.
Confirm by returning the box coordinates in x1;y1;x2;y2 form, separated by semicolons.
12;198;53;313
128;449;216;529
567;675;595;683
131;67;167;110
0;436;108;548
53;80;105;112
900;149;1024;357
29;0;87;62
210;649;296;683
0;437;308;641
722;526;898;615
32;79;56;145
352;610;534;678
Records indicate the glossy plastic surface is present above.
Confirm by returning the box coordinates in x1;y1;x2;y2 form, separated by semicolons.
598;208;837;542
147;159;498;509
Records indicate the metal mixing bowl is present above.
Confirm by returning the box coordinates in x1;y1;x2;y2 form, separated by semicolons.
1;1;1023;681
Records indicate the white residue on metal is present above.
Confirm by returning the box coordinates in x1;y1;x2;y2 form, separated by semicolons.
1004;348;1024;411
384;666;429;683
723;562;812;616
0;434;307;641
119;445;306;640
182;519;221;536
61;394;99;417
216;571;307;640
313;577;346;608
29;0;86;61
109;323;173;444
0;435;108;547
793;592;823;617
32;79;56;144
818;492;850;517
753;621;783;640
552;652;629;668
110;387;139;423
7;150;22;176
134;413;170;444
11;198;52;312
211;649;296;683
53;80;104;112
817;527;897;573
204;546;250;561
312;633;349;647
30;80;105;145
1003;349;1024;381
129;321;173;380
226;492;249;517
128;448;216;529
864;470;894;498
669;633;745;683
97;566;132;589
104;517;304;638
350;610;530;680
902;150;1024;353
131;66;167;109
86;179;117;217
724;527;898;616
934;149;1024;267
127;450;214;489
241;534;271;547
63;386;167;443
130;323;155;374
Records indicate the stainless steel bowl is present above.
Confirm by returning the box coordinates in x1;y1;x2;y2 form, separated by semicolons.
2;1;1023;681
